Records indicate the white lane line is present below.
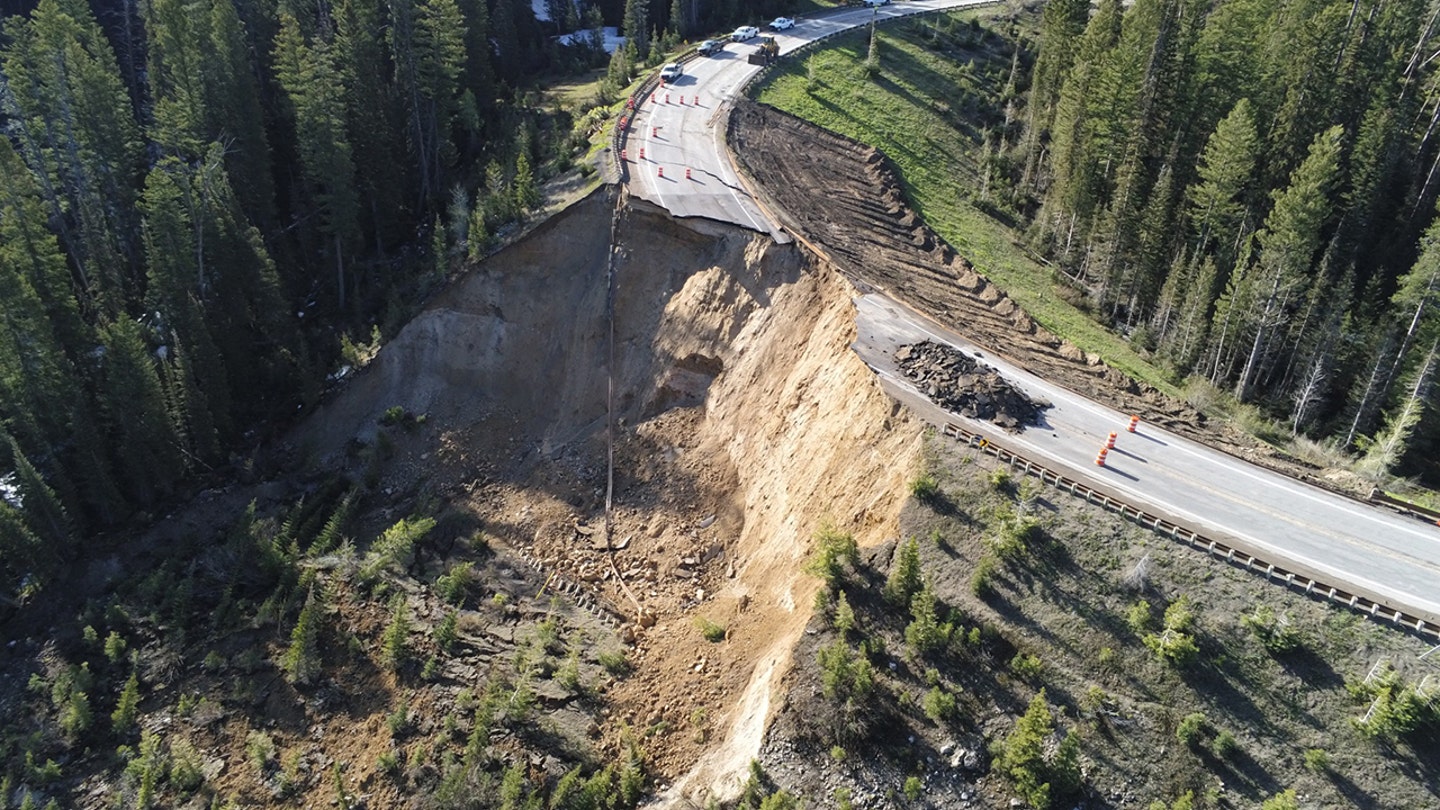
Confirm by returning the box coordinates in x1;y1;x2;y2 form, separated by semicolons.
636;100;667;210
872;295;1440;545
859;295;1440;594
875;368;1437;612
708;105;770;234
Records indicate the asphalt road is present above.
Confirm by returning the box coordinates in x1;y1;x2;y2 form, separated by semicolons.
621;1;1440;630
853;293;1440;626
625;0;989;241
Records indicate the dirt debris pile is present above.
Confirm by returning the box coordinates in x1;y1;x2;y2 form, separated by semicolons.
895;341;1046;430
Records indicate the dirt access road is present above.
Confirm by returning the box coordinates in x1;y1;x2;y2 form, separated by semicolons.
623;21;1440;634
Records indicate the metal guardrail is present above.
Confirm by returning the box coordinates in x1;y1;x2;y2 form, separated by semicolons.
938;421;1440;642
615;5;1440;642
1370;488;1440;525
738;4;994;95
612;48;708;183
613;2;992;180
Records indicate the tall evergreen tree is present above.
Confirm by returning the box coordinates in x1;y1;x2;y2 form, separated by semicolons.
1039;0;1121;260
622;0;650;57
145;0;211;156
205;0;278;225
1185;98;1259;262
1229;126;1344;400
1020;0;1091;190
336;0;412;249
4;434;73;553
96;316;182;506
1;0;144;311
274;14;363;309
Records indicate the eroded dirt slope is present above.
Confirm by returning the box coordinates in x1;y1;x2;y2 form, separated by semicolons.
304;189;924;799
1;187;922;808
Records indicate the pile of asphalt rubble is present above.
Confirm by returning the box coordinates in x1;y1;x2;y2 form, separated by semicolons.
895;341;1048;430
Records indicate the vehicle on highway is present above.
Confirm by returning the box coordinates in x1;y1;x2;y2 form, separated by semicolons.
731;25;760;41
769;16;795;29
748;36;780;65
860;0;890;6
697;39;724;55
659;62;683;82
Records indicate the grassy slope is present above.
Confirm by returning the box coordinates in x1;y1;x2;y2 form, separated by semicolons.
777;442;1438;809
751;11;1178;395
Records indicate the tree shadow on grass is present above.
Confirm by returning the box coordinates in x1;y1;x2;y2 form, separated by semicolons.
1326;767;1381;808
1198;745;1283;804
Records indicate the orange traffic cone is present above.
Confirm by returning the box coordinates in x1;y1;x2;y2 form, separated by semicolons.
1095;447;1109;467
685;167;692;179
1127;415;1140;433
657;166;664;177
1106;431;1117;449
639;147;645;160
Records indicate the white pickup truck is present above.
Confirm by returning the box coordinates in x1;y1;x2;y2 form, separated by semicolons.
731;25;760;41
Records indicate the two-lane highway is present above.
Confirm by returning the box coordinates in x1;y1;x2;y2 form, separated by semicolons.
853;294;1440;626
624;0;989;239
617;0;1440;632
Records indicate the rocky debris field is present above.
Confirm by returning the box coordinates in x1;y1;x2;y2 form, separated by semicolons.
895;341;1047;430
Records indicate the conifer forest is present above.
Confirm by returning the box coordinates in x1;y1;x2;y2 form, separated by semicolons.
1014;0;1440;481
0;0;768;590
5;0;1440;597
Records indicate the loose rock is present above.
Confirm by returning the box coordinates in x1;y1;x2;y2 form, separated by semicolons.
895;341;1048;430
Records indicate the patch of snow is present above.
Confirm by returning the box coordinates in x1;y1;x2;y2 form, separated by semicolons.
556;26;624;53
1;472;21;509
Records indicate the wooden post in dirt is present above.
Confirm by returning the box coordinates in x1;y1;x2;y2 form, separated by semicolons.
604;187;624;551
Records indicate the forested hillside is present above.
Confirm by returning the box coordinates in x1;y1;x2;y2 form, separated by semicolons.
0;0;780;600
1012;0;1440;481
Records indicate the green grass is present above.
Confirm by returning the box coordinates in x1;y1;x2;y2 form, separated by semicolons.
751;12;1179;396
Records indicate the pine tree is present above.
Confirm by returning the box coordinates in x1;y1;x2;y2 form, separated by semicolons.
0;142;93;462
513;151;540;214
416;0;468;177
283;590;324;685
145;0;211;156
205;0;277;224
1082;0;1191;297
1185;98;1259;261
997;690;1057;810
96;317;182;505
622;0;650;58
1230;126;1343;400
455;0;496;153
1021;0;1091;189
1;0;144;310
111;669;140;732
1360;343;1437;480
1039;0;1121;260
140;157;236;456
0;499;46;591
336;0;410;250
884;536;922;607
4;435;72;553
274;14;362;310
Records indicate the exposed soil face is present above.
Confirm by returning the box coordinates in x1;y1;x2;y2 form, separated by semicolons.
309;189;928;801
0;187;925;808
